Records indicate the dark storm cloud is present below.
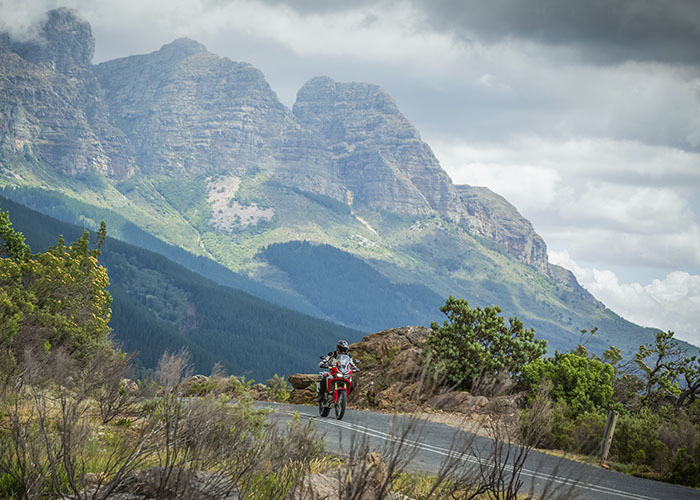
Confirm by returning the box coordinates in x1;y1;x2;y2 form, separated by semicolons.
258;0;700;66
413;0;700;65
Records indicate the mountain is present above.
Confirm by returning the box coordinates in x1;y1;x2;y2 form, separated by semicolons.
0;8;663;359
0;195;362;380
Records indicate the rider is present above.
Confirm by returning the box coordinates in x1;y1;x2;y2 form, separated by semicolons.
318;340;359;402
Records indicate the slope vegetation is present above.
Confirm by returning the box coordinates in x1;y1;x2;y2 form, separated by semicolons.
0;196;362;380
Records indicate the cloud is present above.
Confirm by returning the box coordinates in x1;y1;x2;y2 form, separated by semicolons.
0;1;51;42
550;251;700;347
410;0;700;66
431;136;700;271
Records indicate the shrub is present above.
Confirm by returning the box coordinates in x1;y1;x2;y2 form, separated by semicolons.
187;377;219;396
266;374;291;402
427;296;546;390
667;447;700;487
611;408;669;471
522;351;615;418
227;375;254;395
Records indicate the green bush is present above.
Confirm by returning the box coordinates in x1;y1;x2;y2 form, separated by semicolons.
525;402;606;454
522;351;615;418
667;447;700;487
427;296;546;390
227;375;254;395
611;408;669;470
187;377;218;396
266;374;291;402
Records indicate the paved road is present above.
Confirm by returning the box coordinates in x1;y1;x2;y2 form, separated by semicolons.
256;402;699;500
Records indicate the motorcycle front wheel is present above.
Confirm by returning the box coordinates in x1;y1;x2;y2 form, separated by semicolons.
319;401;330;417
335;391;346;420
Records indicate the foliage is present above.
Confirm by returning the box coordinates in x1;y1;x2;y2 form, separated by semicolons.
187;377;219;396
0;210;30;261
266;374;291;402
521;401;606;454
635;330;683;404
0;349;324;500
426;296;547;390
677;351;700;408
227;375;255;395
667;447;700;487
521;347;615;417
0;212;112;361
610;408;669;471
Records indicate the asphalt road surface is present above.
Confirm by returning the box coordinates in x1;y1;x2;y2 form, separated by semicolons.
256;402;699;500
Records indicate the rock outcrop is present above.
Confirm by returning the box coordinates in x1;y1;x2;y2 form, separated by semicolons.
457;184;549;273
293;76;465;217
0;8;135;178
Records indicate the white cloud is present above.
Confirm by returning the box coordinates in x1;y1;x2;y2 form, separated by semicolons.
431;136;700;272
550;251;700;347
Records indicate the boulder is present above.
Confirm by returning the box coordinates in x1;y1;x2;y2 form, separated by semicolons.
250;383;269;401
350;326;430;366
120;378;139;394
176;374;210;395
374;382;420;413
289;387;316;405
288;373;319;390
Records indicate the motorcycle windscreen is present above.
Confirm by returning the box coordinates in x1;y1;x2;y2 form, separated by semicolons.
338;354;351;375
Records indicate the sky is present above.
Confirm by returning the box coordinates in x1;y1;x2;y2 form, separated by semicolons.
4;0;700;346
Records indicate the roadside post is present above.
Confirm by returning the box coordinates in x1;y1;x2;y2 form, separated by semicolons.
600;410;619;467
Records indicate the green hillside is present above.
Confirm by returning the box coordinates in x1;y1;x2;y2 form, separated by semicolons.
0;196;363;380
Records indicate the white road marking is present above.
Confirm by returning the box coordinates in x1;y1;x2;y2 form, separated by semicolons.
290;411;660;500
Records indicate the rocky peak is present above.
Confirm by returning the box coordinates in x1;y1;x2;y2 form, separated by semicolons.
456;185;549;273
158;37;208;58
294;76;404;140
11;8;94;75
0;9;135;179
293;76;465;218
95;38;292;177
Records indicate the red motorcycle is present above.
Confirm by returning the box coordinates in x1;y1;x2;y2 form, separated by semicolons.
316;354;357;420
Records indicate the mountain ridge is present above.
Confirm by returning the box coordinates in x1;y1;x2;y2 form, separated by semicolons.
0;8;666;359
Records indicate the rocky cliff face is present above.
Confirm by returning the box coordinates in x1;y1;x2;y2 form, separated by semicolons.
95;38;288;177
94;39;346;200
293;76;465;217
456;185;549;273
0;8;135;179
